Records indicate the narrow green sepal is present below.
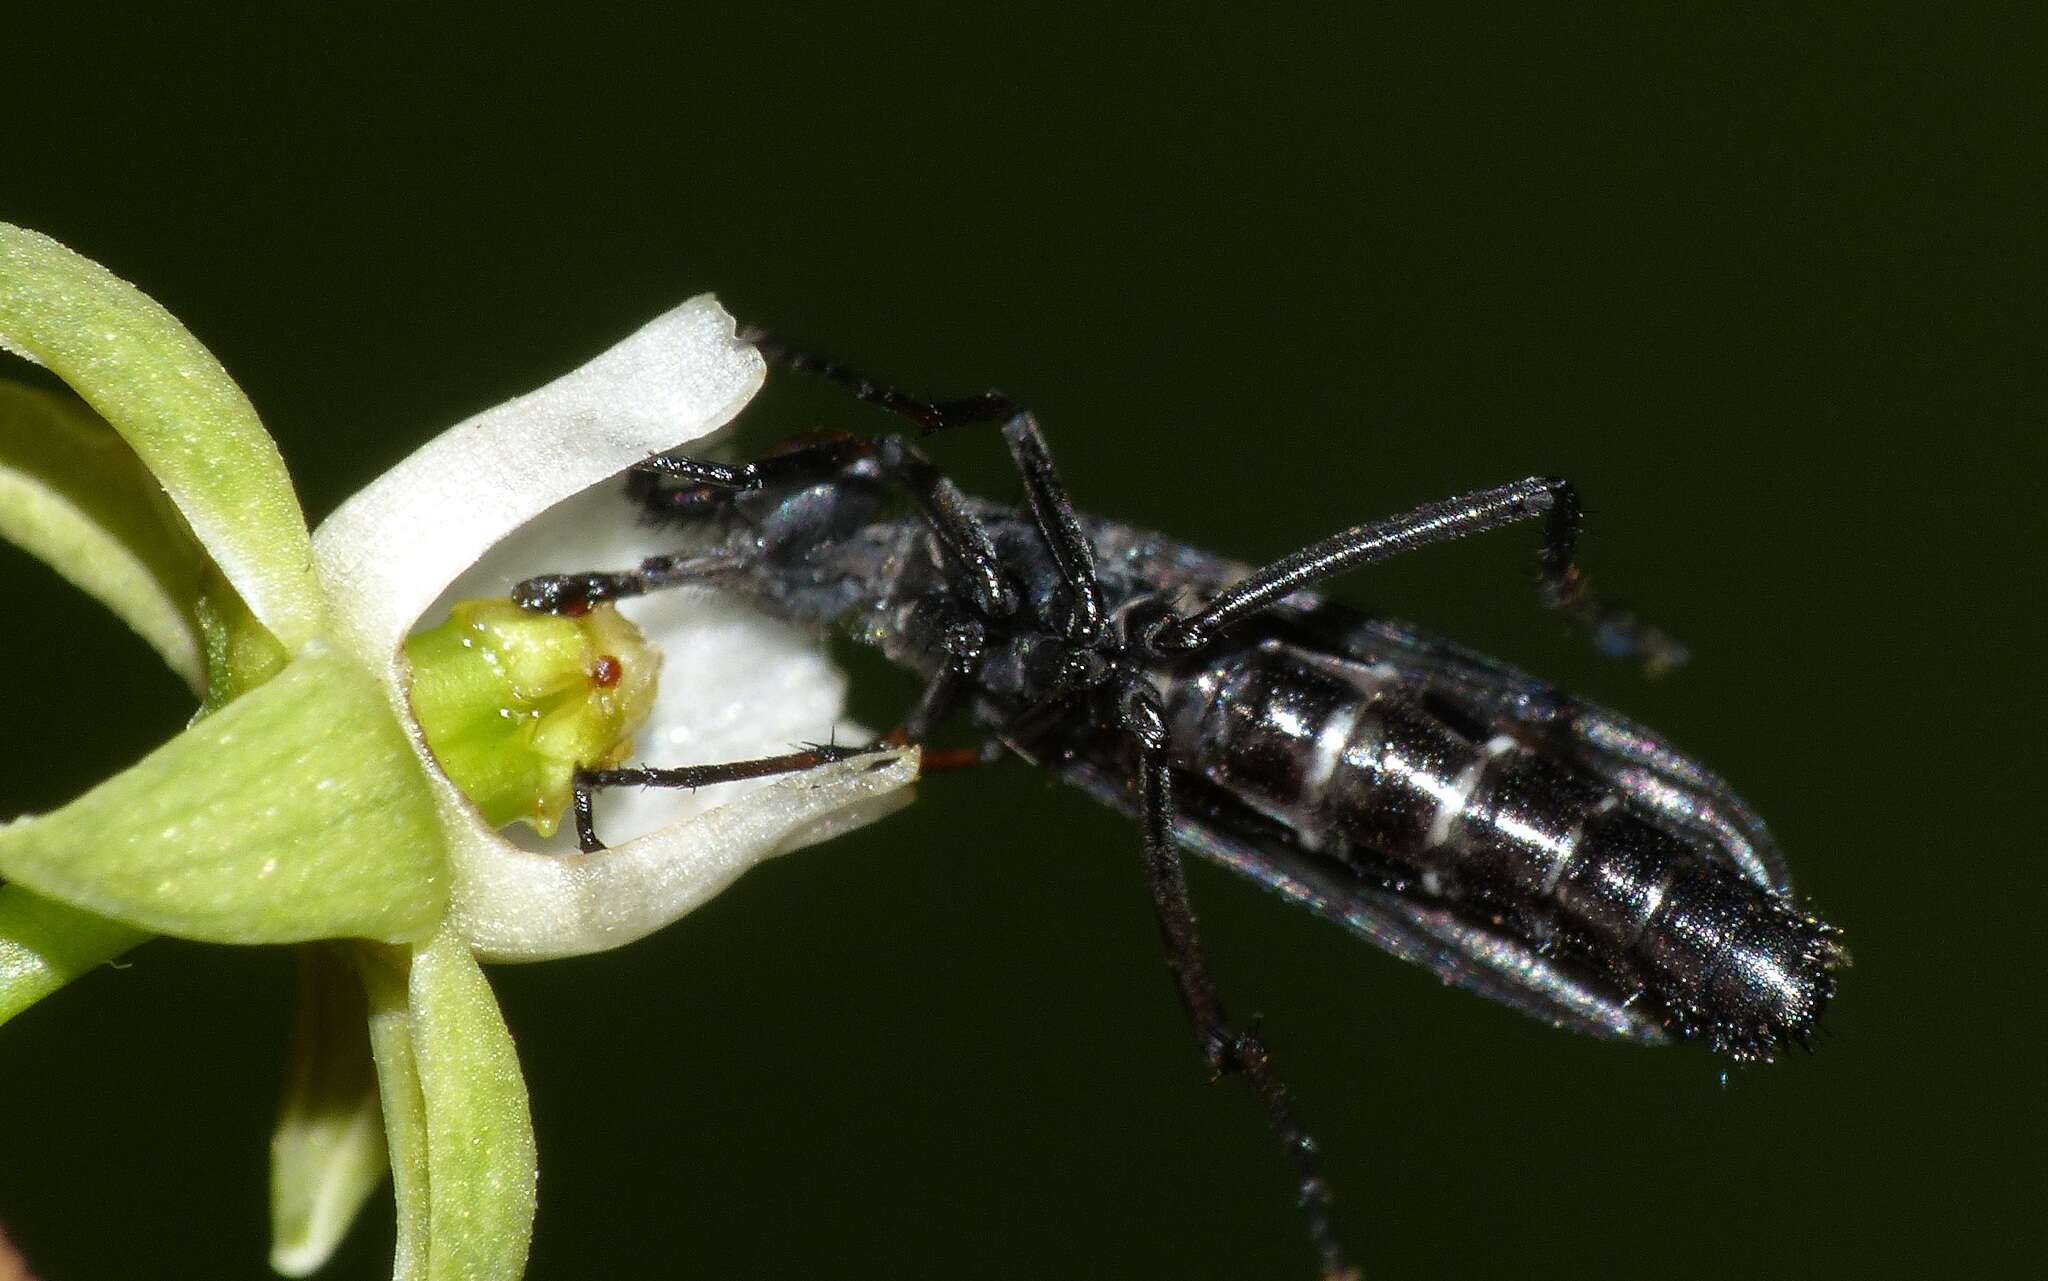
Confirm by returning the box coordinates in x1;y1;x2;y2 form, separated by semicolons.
0;222;326;651
0;379;209;689
358;942;430;1281
272;943;390;1277
0;646;446;944
411;928;537;1281
359;930;536;1281
0;883;149;1026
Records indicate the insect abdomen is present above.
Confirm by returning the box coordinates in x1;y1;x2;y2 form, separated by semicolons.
1168;641;1835;1058
1167;641;1598;888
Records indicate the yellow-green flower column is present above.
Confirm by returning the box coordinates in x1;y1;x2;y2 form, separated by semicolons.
0;223;917;1279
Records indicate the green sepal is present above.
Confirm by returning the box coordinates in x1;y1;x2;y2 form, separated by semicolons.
0;222;325;652
359;942;431;1280
0;645;446;944
359;929;537;1281
0;883;149;1027
0;379;209;690
271;943;391;1277
406;599;656;837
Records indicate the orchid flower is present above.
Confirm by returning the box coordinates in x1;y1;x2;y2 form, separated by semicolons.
0;223;918;1279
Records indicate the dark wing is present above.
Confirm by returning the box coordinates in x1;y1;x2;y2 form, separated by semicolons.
1274;600;1794;896
1054;760;1672;1045
1075;516;1792;1039
1090;515;1788;896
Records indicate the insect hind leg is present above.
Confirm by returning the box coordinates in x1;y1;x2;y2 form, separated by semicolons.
1124;688;1355;1280
1151;476;1688;678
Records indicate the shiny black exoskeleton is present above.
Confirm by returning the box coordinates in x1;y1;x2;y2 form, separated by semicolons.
516;334;1843;1281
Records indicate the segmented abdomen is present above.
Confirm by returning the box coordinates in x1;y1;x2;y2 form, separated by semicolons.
1164;640;1834;1059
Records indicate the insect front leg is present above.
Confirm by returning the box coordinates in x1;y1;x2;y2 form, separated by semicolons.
640;429;1019;619
631;430;876;508
735;331;1114;632
570;745;892;852
1120;684;1355;1281
513;550;742;614
741;328;1023;434
1149;476;1688;677
882;608;988;746
526;433;1018;619
991;412;1109;642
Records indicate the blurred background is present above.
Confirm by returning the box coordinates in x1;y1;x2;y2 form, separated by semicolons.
0;6;2034;1278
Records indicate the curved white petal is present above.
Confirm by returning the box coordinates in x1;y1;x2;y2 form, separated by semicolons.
443;748;917;962
313;295;763;673
311;297;919;960
429;476;919;961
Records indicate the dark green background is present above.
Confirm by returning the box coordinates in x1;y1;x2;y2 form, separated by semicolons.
2;6;2035;1279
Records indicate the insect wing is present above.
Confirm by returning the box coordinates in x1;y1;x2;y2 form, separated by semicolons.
1284;602;1794;896
1056;761;1671;1045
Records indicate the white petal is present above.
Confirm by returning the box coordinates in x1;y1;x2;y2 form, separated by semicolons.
444;747;916;962
421;426;920;961
311;297;918;960
312;295;763;674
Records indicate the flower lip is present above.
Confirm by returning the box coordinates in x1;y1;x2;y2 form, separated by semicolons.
426;478;874;854
311;296;918;961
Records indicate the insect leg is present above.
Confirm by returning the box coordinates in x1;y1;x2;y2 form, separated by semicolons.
530;432;1016;618
871;436;1019;616
885;664;970;746
909;741;1006;772
1150;476;1687;676
742;329;1023;434
570;744;888;852
737;332;1099;619
992;413;1107;641
1122;687;1353;1280
647;430;1017;618
634;430;874;493
743;337;1104;634
864;411;1114;639
513;551;742;613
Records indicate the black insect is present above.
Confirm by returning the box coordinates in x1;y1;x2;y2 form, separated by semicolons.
515;334;1843;1280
